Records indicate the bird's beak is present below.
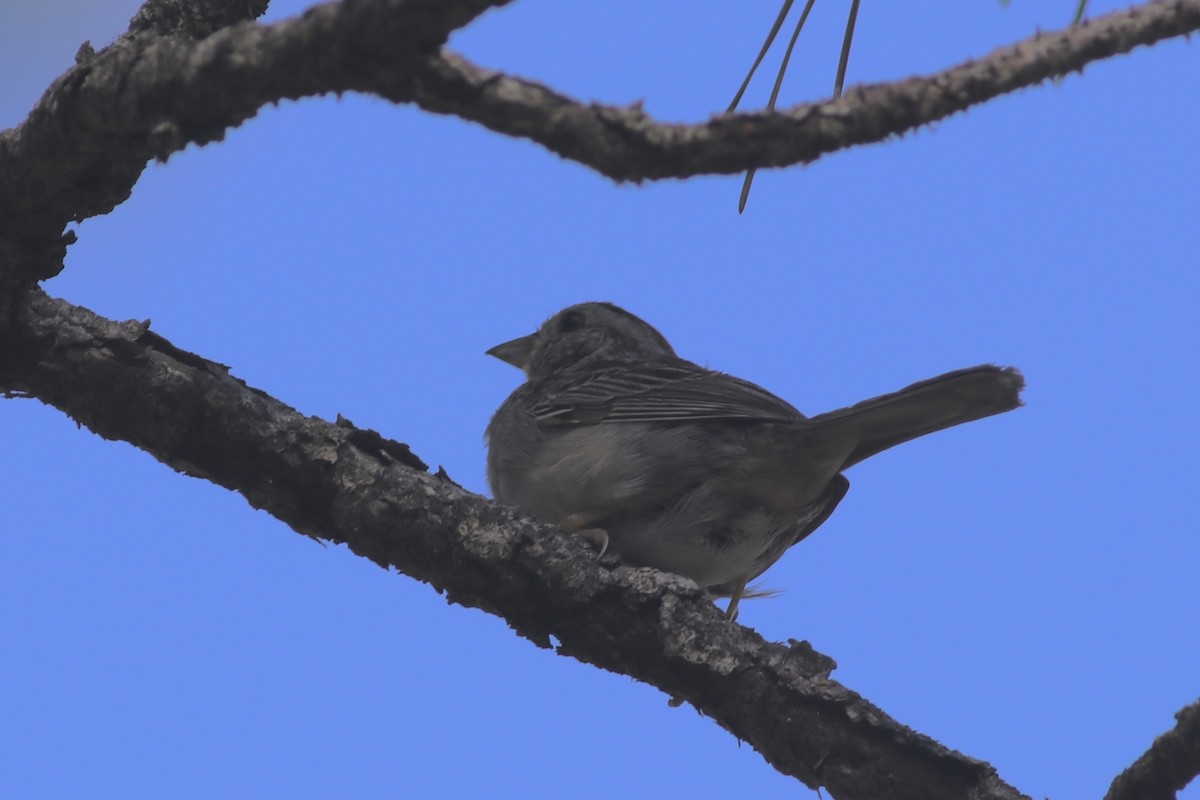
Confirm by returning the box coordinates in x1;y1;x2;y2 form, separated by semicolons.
486;333;536;371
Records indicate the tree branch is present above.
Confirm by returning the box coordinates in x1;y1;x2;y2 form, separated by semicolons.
129;0;271;38
0;285;1029;800
0;0;514;282
405;0;1200;181
0;0;267;286
2;0;1197;283
1105;699;1200;800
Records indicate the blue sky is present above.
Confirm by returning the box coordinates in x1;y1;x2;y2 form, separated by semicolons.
2;1;1198;798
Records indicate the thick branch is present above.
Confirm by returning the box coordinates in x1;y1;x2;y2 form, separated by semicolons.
129;0;271;38
0;0;514;282
0;0;263;285
1105;699;1200;800
0;286;1029;800
2;0;1197;283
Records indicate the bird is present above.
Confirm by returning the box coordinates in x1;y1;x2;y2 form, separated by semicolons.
485;302;1023;619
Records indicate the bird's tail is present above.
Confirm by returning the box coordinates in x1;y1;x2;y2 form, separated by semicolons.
803;365;1024;469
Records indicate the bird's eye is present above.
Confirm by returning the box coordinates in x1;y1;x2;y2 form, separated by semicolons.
558;311;585;332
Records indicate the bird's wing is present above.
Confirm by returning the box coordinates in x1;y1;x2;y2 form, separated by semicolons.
705;474;850;598
530;360;803;425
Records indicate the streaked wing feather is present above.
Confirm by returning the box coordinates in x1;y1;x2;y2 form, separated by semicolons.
531;361;802;425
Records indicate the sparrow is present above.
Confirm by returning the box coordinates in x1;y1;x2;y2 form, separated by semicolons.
486;302;1023;618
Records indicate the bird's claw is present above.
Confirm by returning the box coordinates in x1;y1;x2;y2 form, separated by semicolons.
561;514;609;558
723;575;749;621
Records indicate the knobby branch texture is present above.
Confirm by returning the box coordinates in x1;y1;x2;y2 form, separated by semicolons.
2;1;1199;799
1105;700;1200;800
0;286;1029;800
1;0;1198;282
0;0;515;282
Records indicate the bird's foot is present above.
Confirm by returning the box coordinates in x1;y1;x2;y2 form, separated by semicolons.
561;514;609;558
723;575;750;622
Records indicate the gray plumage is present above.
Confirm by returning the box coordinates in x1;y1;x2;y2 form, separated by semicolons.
486;302;1024;617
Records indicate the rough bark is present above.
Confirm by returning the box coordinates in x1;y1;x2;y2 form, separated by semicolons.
2;0;1198;281
1105;700;1200;800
